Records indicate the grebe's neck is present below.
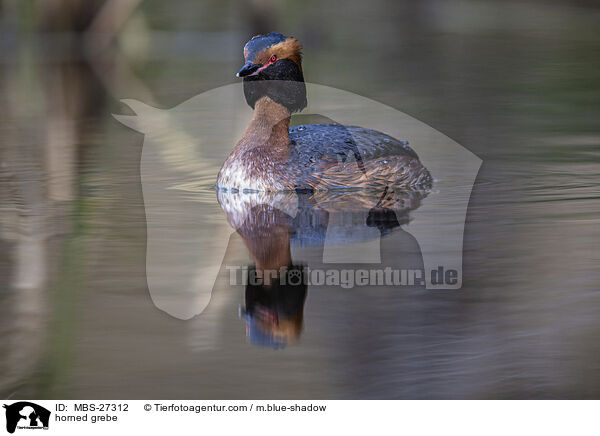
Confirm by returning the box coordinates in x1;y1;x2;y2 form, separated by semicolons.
218;96;293;191
241;96;291;149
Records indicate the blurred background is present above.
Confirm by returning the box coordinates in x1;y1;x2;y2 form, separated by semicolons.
0;0;599;399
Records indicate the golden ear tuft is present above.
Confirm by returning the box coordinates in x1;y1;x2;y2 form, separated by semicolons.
268;37;303;69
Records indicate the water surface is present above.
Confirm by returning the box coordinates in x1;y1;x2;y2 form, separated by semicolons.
1;0;599;399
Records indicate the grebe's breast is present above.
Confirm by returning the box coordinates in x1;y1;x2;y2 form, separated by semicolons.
217;148;289;193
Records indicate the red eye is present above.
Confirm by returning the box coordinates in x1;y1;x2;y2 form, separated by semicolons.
270;55;277;63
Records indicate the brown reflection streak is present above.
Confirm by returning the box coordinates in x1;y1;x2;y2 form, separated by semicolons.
0;0;141;397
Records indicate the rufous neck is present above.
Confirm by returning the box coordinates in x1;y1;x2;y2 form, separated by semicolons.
243;97;291;147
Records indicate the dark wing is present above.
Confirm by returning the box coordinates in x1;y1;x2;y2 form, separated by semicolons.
288;123;425;188
289;124;419;164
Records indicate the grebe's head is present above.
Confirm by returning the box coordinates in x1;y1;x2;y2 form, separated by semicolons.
237;32;306;113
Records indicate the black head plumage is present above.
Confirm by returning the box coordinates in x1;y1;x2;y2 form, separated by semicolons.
243;60;307;113
241;33;306;113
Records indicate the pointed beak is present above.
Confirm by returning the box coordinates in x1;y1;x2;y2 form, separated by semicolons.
236;62;261;78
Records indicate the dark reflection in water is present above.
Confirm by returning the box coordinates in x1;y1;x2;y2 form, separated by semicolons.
240;264;307;349
235;204;308;350
222;188;426;349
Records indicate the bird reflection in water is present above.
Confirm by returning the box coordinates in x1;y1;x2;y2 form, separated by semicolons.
235;204;307;349
218;186;427;349
239;264;307;349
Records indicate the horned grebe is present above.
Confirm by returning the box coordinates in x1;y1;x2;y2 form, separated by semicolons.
217;32;432;192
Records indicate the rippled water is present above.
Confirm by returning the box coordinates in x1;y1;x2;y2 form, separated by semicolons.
1;1;599;399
